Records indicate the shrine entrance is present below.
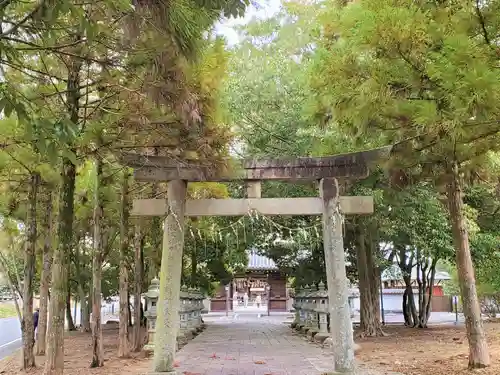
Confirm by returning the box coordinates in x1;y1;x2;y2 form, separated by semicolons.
210;249;288;313
123;146;389;374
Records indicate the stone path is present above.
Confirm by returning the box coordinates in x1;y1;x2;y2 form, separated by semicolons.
172;314;398;375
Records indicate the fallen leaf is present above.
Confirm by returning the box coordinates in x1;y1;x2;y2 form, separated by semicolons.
210;353;219;359
254;360;266;365
174;361;180;367
182;372;202;375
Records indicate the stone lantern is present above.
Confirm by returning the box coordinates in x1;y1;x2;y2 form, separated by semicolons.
143;277;160;352
177;285;189;348
291;286;303;329
314;281;330;344
300;284;313;334
347;281;359;318
295;285;306;332
306;284;320;340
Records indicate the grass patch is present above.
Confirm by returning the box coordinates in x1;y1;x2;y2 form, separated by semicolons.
0;302;17;318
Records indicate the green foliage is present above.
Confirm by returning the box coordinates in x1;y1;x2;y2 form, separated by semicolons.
310;0;500;172
383;183;454;260
223;5;319;157
465;185;500;294
0;303;17;318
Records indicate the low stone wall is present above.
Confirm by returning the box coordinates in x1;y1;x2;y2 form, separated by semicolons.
143;278;206;354
290;282;358;345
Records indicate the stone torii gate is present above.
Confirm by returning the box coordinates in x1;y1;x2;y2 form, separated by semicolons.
123;147;388;374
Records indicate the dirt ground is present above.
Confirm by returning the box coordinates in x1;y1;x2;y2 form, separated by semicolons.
357;323;500;375
1;323;500;375
0;326;150;375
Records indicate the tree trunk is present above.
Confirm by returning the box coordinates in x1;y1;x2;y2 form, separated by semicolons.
133;223;144;352
90;156;104;368
356;222;384;337
398;247;418;327
424;261;437;323
66;280;76;331
403;275;418;326
402;289;411;326
118;171;130;358
127;291;133;327
74;238;90;332
44;38;81;374
149;167;162;279
21;172;39;369
37;192;53;355
367;233;383;327
77;287;90;332
447;162;490;368
415;256;424;324
418;259;437;328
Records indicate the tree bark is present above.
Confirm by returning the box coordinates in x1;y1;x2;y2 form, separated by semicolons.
21;172;39;369
133;222;144;351
66;281;76;331
127;291;133;327
90;156;104;368
447;161;490;368
74;238;90;332
424;261;437;325
415;252;425;326
118;171;130;358
398;246;418;327
403;275;418;326
81;294;91;332
402;288;411;326
44;37;81;375
417;259;437;328
149;163;162;279
37;191;53;355
356;222;384;337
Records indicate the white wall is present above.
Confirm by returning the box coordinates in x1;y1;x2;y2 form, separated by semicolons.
352;291;420;313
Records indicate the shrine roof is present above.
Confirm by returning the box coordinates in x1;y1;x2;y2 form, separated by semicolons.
247;249;278;271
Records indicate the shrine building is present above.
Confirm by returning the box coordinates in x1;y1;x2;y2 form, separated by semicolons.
209;249;288;312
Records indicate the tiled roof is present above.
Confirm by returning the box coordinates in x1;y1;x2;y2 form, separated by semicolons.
247;249;278;270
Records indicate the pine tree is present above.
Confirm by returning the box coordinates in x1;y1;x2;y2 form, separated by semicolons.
310;0;500;367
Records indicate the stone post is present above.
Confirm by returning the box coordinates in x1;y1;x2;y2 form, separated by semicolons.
152;179;187;374
320;178;355;373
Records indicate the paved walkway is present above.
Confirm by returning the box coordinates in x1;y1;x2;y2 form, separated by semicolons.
172;313;395;375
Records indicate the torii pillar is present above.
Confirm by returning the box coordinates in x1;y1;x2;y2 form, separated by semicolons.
152;180;186;374
321;178;355;371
